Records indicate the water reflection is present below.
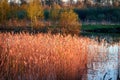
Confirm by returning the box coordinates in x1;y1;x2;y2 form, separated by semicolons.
81;32;120;43
87;38;120;80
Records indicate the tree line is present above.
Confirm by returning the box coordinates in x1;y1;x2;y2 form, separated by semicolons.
0;0;120;35
18;0;120;7
0;0;80;35
74;7;120;23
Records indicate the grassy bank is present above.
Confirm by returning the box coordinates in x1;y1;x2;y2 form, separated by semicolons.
81;24;120;33
82;24;120;30
0;24;120;34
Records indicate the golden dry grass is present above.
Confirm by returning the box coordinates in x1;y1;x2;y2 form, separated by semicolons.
0;33;92;80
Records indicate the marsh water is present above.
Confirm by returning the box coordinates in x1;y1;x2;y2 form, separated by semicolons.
81;32;120;42
82;33;120;80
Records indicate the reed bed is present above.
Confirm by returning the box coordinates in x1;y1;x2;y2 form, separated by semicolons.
0;33;91;80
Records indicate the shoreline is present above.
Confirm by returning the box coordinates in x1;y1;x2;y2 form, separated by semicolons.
0;24;120;33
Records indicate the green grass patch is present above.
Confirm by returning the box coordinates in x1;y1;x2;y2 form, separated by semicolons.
82;24;120;30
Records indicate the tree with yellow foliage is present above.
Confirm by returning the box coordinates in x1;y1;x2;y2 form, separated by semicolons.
50;3;61;21
0;0;10;23
59;9;81;35
27;0;44;27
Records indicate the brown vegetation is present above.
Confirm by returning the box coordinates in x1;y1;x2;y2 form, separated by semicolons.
59;9;81;35
0;33;89;80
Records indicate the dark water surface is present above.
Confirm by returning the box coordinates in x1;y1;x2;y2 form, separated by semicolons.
81;32;120;43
